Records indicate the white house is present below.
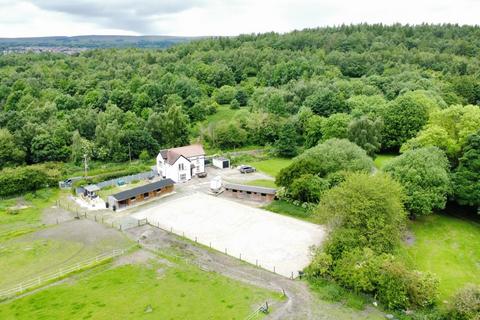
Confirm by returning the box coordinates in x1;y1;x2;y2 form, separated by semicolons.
156;144;206;182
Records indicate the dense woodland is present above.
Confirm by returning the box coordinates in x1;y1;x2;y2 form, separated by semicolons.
1;24;480;317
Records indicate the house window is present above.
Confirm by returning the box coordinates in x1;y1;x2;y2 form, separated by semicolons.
144;192;149;199
180;173;187;181
261;193;267;197
246;191;252;195
179;163;185;170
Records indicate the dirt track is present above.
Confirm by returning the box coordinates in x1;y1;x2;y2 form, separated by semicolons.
125;225;384;320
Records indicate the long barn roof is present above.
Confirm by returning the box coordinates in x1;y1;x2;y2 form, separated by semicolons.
224;183;276;195
111;179;174;201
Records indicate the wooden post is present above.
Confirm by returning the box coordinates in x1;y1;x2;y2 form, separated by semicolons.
239;253;242;260
256;259;258;267
273;266;276;273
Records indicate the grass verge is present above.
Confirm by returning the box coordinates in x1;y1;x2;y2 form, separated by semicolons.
263;200;316;223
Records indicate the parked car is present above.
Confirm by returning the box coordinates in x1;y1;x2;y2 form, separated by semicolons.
239;165;256;174
197;172;208;178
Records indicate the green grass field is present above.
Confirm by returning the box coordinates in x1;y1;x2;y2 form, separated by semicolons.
0;189;59;239
246;179;277;188
246;158;293;178
373;153;398;169
399;214;480;301
263;200;316;223
0;255;280;320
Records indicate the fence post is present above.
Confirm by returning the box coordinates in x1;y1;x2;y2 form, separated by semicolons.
273;266;276;273
256;259;258;267
225;248;227;255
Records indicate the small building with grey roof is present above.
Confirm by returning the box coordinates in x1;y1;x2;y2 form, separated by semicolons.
107;179;174;211
223;183;276;202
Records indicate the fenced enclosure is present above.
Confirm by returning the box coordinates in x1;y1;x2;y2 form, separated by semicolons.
0;247;133;300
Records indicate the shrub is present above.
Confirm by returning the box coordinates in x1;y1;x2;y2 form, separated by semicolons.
406;271;439;308
448;285;480;320
276;138;373;187
305;251;333;278
316;173;407;256
139;150;150;161
289;174;329;203
376;258;410;310
333;248;382;293
0;163;61;197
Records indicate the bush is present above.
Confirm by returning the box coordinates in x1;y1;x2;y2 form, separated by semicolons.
276;138;373;187
406;271;439;308
316;173;407;256
333;248;382;293
376;258;410;310
289;174;329;203
0;163;61;197
139;150;150;161
304;250;333;278
448;285;480;320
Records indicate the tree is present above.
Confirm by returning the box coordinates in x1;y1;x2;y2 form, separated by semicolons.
276;138;373;188
452;130;480;208
163;105;190;148
321;113;352;141
316;172;406;255
213;121;247;149
347;94;388;119
230;98;240;110
274;122;298;158
347;116;383;157
401;105;480;159
289;174;329;203
304;88;348;117
384;147;451;218
304;115;324;148
70;130;93;164
0;128;25;168
213;85;237;105
382;91;437;150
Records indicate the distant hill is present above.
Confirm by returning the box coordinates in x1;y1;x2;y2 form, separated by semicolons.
0;35;202;49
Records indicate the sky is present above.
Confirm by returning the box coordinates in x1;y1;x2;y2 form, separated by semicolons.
0;0;479;38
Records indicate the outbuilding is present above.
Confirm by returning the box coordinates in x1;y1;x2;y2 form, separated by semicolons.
83;184;100;199
212;157;230;169
107;179;174;211
224;183;276;202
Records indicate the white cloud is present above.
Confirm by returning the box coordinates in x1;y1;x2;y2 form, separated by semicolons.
0;0;478;37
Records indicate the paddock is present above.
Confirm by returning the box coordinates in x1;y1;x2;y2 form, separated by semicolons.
132;193;326;277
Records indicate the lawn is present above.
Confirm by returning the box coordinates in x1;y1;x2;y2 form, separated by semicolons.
263;200;316;223
398;214;480;301
0;189;59;239
0;257;280;319
373;153;398;169
247;158;293;178
0;221;132;289
246;179;277;188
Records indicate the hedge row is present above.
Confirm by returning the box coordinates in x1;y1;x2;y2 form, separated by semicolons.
0;163;61;197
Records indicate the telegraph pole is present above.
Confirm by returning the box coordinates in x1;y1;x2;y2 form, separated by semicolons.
83;153;88;178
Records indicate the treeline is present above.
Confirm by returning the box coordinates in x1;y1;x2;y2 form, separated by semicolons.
1;24;480;170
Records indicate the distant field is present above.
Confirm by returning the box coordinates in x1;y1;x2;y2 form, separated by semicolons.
373;154;397;169
0;255;280;319
247;158;293;178
398;214;480;301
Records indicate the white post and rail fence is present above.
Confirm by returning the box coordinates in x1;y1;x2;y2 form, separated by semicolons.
0;246;134;300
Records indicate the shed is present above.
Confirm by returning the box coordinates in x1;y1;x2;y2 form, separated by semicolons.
107;179;174;211
83;184;100;198
213;157;230;169
224;183;276;202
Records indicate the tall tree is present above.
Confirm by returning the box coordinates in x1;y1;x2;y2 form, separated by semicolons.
453;131;480;208
348;116;383;157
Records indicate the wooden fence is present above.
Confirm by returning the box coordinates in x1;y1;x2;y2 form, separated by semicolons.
0;247;131;300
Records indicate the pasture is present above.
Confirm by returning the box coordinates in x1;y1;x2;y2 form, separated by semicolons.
399;213;480;301
0;251;280;319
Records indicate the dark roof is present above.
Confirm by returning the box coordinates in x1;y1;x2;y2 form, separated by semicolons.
224;183;276;195
111;179;174;201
